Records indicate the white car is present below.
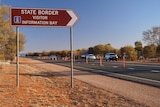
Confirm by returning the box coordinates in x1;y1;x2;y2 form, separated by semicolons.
49;55;57;60
86;54;96;60
105;53;118;61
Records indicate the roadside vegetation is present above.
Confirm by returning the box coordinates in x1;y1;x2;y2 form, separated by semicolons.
0;5;160;62
26;39;160;61
0;5;25;61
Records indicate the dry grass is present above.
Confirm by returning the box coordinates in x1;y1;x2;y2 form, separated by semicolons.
0;59;148;107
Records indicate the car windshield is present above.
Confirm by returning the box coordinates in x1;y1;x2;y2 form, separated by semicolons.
89;54;94;56
110;54;116;55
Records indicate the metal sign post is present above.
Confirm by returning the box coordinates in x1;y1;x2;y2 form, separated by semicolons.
16;26;19;88
70;27;74;88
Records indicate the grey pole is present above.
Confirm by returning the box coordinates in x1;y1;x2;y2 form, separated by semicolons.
159;27;160;44
70;27;74;88
16;26;19;88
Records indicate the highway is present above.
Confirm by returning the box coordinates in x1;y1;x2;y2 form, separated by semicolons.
48;60;160;87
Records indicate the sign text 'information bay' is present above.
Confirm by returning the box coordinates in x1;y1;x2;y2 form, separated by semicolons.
10;8;79;27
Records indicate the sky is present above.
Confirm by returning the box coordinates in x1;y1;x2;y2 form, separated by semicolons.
1;0;160;53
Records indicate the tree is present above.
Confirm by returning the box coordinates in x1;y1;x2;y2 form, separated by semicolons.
104;43;113;53
74;49;85;59
156;45;160;57
143;44;156;58
49;50;56;55
93;44;105;55
60;50;70;57
120;45;137;61
42;51;49;56
88;47;94;54
143;27;160;46
87;43;114;56
135;41;143;58
0;5;26;60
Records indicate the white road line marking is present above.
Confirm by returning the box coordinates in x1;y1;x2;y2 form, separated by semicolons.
151;70;160;73
112;66;118;68
128;68;135;70
73;66;160;84
112;72;160;84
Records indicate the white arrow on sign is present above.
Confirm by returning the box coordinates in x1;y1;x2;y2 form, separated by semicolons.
67;10;79;27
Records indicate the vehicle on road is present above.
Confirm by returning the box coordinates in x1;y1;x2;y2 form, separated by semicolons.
86;54;96;60
49;55;57;60
105;53;118;61
80;51;89;59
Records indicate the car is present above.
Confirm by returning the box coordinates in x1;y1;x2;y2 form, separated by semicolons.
105;53;118;61
86;54;96;60
80;51;89;59
49;55;57;60
80;54;86;59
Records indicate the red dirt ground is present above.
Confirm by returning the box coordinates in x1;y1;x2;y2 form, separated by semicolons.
0;59;148;107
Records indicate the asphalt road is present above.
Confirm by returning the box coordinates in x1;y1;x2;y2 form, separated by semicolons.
47;60;160;87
